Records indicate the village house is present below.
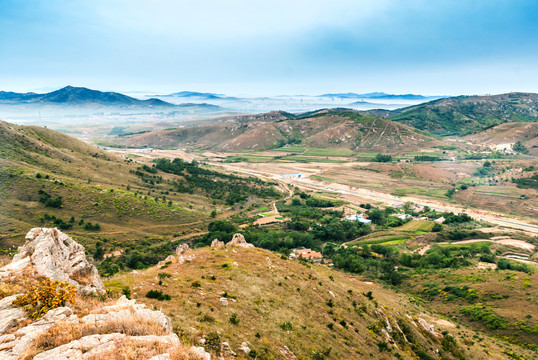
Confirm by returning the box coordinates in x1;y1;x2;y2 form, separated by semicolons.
290;248;323;263
345;214;372;224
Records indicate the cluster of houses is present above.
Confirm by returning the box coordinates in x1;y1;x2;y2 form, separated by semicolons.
289;248;323;263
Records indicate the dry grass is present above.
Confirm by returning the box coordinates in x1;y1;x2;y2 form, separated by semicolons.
21;316;169;359
84;339;209;360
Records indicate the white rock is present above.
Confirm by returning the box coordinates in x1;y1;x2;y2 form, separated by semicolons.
220;341;236;357
190;346;211;360
176;244;190;256
2;228;105;294
238;341;250;355
211;239;225;248
226;233;254;248
219;298;228;306
148;354;171;360
0;295;26;334
82;296;173;334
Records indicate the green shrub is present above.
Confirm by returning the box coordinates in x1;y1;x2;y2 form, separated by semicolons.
145;289;171;301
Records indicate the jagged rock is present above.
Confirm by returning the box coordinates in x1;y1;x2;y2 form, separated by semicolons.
32;333;180;360
279;345;297;360
418;318;440;337
220;342;236;357
157;255;175;267
0;306;79;359
0;295;26;334
226;233;254;248
82;296;174;334
211;239;225;248
1;228;105;294
176;243;190;256
238;342;250;355
177;252;196;265
190;346;211;360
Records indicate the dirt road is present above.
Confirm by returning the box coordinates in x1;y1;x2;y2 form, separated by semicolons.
215;162;538;234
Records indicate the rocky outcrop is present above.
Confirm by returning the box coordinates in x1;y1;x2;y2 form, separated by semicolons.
82;295;173;334
211;239;225;248
176;243;190;256
0;295;209;360
0;228;104;294
0;228;211;360
226;233;254;248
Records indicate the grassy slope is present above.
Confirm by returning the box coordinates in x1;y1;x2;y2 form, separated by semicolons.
388;93;538;136
0;120;207;252
105;245;520;360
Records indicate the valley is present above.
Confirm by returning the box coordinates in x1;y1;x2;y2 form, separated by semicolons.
1;92;537;360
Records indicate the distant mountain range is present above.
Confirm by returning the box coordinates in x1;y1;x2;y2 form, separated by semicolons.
320;92;430;100
0;86;224;111
162;91;238;101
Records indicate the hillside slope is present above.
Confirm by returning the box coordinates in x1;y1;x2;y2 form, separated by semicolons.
0;120;204;250
106;243;523;360
126;109;437;153
387;92;538;135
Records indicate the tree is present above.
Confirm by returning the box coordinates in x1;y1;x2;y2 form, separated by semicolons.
210;209;217;218
512;141;529;154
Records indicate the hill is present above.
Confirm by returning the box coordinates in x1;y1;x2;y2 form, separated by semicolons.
125;109;438;153
463;122;538;151
0;86;183;109
106;242;500;360
0;120;280;259
387;92;538;136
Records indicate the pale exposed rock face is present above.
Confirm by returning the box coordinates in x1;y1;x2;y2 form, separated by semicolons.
238;342;251;355
226;233;254;248
1;228;104;294
210;239;225;248
32;333;181;360
0;295;26;334
220;342;236;357
82;296;173;334
176;243;190;256
190;346;211;360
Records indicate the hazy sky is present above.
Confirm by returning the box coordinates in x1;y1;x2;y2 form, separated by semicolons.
1;0;537;96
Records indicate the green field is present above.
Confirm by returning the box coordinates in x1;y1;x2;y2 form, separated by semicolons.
394;220;434;232
304;148;353;157
272;146;306;153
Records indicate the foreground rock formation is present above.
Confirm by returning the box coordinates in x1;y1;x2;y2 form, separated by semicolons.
0;228;211;360
0;228;104;294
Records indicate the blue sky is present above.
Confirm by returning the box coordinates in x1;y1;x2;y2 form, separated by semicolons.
1;0;537;96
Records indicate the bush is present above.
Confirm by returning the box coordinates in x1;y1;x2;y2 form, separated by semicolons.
13;278;76;319
373;153;392;162
145;289;171;301
279;321;293;331
229;313;240;325
84;222;101;231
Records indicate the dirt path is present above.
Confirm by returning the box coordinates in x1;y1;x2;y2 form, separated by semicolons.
208;161;538;234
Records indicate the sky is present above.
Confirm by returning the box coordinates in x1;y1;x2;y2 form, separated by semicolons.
1;0;538;96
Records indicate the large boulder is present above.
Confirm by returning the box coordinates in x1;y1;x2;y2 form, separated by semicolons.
226;233;254;249
3;228;104;294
